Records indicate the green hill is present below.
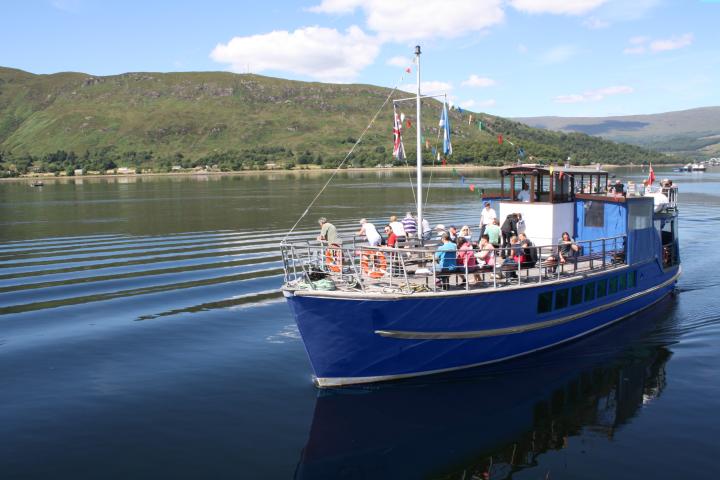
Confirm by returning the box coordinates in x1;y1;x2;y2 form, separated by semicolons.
515;107;720;160
0;66;675;175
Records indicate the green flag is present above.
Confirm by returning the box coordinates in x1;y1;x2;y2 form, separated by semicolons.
478;121;483;131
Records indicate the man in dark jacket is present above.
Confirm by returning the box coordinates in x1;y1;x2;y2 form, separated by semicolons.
500;213;517;256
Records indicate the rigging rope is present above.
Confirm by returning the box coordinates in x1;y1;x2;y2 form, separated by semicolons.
282;72;410;242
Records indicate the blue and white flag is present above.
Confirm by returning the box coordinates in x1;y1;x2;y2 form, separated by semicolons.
439;102;452;156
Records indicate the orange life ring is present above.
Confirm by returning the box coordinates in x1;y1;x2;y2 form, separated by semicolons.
360;250;387;278
325;247;342;272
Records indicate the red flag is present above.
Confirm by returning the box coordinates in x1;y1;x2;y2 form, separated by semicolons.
405;67;411;73
406;119;412;128
498;135;503;145
647;163;655;185
441;158;447;166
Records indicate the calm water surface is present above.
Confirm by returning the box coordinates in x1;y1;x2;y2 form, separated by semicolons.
1;168;719;479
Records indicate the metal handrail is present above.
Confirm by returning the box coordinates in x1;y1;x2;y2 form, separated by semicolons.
280;234;627;293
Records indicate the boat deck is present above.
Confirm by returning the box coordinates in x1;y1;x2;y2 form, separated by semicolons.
281;236;627;297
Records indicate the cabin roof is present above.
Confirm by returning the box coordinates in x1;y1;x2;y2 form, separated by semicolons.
501;164;607;175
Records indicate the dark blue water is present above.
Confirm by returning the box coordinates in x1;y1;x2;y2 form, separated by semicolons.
1;169;719;479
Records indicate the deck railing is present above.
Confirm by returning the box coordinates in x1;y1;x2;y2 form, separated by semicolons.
280;235;627;294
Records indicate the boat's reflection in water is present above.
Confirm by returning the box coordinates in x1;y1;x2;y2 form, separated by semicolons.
296;296;678;480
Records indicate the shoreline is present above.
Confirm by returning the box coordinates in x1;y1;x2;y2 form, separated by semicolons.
0;163;673;183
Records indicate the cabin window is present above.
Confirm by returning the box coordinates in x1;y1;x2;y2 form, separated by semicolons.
609;276;619;294
597;280;607;298
571;285;583;305
628;271;636;288
584;282;596;302
538;292;553;314
584;201;604;228
628;200;652;230
619;273;627;290
555;289;569;309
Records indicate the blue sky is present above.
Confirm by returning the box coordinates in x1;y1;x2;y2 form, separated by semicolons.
3;0;719;117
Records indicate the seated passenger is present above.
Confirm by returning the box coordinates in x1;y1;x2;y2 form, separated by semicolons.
518;232;537;267
458;225;473;242
456;237;480;285
476;234;496;267
384;225;398;248
547;231;579;265
434;233;457;290
434;224;448;240
502;235;524;278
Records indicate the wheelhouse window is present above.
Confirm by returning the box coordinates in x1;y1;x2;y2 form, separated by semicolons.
584;201;604;228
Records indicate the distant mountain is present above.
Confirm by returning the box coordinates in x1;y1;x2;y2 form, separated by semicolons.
0;66;673;175
515;107;720;160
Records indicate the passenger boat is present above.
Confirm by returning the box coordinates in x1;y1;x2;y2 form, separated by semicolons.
280;46;681;387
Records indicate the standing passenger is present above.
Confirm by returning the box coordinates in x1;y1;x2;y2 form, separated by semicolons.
358;219;381;247
389;215;407;240
317;217;338;244
402;212;417;238
421;217;432;241
479;202;497;237
485;218;502;249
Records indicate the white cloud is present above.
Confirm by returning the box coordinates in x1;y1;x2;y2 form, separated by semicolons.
554;85;634;103
582;17;609;29
51;0;82;12
623;46;646;55
509;0;607;15
650;33;693;52
538;45;579;65
517;44;528;54
399;80;453;94
622;33;693;55
386;56;412;68
210;26;381;82
461;75;496;88
460;99;496;109
629;36;648;45
309;0;505;42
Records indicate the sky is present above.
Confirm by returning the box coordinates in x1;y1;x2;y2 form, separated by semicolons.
3;0;719;117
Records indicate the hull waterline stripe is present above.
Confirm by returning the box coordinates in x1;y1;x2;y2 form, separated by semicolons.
374;268;680;340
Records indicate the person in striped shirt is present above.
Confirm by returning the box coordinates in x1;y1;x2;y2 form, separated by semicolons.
402;212;418;238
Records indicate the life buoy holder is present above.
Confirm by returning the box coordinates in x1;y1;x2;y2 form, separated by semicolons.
360;250;387;278
325;245;342;273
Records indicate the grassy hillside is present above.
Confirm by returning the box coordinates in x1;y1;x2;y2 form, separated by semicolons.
515;107;720;160
0;67;675;175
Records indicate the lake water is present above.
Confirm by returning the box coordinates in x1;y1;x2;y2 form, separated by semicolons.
1;168;719;479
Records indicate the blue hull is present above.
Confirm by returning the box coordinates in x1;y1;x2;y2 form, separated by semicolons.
285;262;680;386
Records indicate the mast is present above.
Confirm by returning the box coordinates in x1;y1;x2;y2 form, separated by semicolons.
415;45;423;243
